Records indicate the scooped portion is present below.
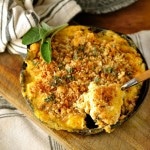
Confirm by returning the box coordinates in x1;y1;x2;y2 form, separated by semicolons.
75;83;124;132
21;25;145;134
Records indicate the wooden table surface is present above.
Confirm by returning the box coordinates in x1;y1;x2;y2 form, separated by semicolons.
73;0;150;34
0;0;150;150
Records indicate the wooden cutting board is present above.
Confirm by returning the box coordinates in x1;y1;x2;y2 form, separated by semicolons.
0;0;150;149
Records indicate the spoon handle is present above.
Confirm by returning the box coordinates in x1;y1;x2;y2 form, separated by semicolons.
121;69;150;90
135;69;150;82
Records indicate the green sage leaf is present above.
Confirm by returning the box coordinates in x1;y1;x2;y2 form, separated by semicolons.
22;22;68;63
41;22;54;31
50;24;68;39
40;39;51;63
22;27;41;45
39;28;48;40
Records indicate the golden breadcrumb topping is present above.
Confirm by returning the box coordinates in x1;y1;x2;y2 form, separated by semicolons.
21;26;145;133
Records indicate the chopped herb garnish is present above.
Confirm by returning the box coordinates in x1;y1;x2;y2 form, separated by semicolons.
103;67;113;74
94;76;100;83
58;63;65;70
51;76;63;86
65;74;75;82
92;47;98;56
127;72;132;76
66;67;73;74
78;45;85;51
73;51;78;60
44;93;55;102
22;22;68;63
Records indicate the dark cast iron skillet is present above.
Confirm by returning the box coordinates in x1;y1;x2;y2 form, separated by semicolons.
21;26;150;135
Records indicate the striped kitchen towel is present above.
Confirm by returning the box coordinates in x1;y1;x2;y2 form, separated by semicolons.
0;96;66;150
0;0;81;55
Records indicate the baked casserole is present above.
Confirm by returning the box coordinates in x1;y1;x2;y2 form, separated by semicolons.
21;25;146;134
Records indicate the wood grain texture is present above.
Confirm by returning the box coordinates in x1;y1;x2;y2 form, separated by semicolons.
73;0;150;34
135;70;150;82
0;0;150;149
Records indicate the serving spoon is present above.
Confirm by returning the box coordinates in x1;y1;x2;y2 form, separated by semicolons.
121;69;150;90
